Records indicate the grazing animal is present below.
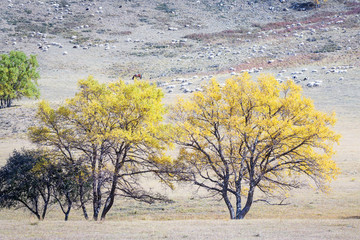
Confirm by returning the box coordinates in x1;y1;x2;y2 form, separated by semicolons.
132;74;142;80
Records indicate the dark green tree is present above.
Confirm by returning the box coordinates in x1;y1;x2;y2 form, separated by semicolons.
0;149;92;221
0;149;52;220
0;51;40;108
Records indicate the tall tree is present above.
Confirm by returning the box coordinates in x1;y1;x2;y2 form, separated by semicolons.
0;51;40;108
29;76;173;221
171;73;340;219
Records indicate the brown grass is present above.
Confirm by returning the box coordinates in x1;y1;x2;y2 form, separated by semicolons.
0;0;360;238
0;219;359;240
227;53;325;73
184;29;253;43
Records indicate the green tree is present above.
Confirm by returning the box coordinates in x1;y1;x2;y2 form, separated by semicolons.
0;149;90;221
0;51;40;108
29;76;173;221
171;73;340;219
0;149;53;220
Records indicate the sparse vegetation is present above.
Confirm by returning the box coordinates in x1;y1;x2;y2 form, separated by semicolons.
155;3;176;14
184;29;249;43
60;0;69;8
24;9;32;15
314;41;341;53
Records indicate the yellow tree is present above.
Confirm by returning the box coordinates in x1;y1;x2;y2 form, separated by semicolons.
171;73;340;219
29;76;173;221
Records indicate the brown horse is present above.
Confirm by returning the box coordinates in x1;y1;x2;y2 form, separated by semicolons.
132;74;142;80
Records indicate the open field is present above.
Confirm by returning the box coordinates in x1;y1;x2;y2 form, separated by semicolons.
0;219;359;240
0;0;360;239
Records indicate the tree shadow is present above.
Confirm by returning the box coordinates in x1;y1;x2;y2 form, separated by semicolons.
342;216;360;219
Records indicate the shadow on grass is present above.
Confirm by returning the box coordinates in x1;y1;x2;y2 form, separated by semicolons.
342;216;360;219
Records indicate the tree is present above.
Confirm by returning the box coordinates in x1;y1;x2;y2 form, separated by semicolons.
170;73;340;219
29;76;173;221
0;51;40;108
50;158;92;221
0;149;53;220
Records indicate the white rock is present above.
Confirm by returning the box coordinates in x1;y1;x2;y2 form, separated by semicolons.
314;80;322;86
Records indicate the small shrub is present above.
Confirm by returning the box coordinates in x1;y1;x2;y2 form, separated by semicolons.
60;0;69;8
314;41;341;53
24;9;32;14
155;3;176;14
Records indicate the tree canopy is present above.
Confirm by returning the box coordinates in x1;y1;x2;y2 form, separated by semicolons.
0;149;54;220
29;76;173;221
0;51;40;108
171;73;340;219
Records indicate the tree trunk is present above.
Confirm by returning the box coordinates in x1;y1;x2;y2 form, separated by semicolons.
100;174;117;220
19;198;41;220
235;193;242;219
81;202;89;220
236;185;255;219
223;191;235;219
41;185;51;220
79;183;89;220
34;212;41;220
64;204;71;221
91;155;101;221
64;195;72;221
6;98;12;108
100;150;125;220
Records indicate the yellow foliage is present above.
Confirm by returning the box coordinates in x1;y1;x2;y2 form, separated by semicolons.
171;73;340;196
29;76;173;184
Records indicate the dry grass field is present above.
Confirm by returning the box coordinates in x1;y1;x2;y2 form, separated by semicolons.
0;0;360;239
0;219;359;240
